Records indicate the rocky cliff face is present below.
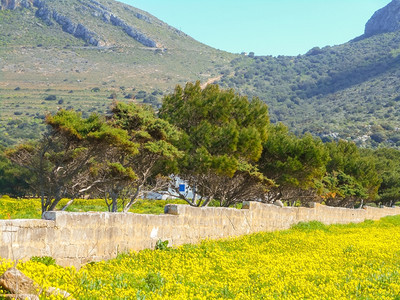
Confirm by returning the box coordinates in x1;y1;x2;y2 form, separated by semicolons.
0;0;31;10
1;0;158;48
365;0;400;37
32;0;104;46
110;14;157;47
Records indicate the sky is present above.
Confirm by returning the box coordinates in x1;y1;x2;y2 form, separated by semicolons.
120;0;391;56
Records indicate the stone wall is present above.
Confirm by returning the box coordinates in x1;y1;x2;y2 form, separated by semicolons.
1;202;400;268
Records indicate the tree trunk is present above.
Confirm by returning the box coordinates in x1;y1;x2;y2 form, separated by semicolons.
123;185;141;213
112;195;118;212
48;196;62;212
201;196;212;207
61;198;75;211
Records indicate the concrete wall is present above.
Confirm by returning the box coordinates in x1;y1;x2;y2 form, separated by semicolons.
1;202;400;268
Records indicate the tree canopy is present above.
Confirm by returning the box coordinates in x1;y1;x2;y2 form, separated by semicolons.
1;83;399;211
98;102;182;212
6;110;137;213
259;123;329;205
160;82;273;206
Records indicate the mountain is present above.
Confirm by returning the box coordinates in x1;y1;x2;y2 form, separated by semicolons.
2;0;400;149
217;0;400;148
365;0;400;37
0;0;235;145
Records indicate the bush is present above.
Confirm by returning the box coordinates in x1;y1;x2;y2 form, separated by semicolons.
108;92;117;99
125;93;134;99
30;256;56;266
155;239;169;250
45;95;57;101
135;91;147;99
370;132;386;143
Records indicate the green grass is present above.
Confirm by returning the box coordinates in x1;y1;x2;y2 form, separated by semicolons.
0;196;189;219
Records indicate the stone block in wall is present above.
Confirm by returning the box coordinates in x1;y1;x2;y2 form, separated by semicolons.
76;213;101;228
242;201;251;209
159;215;178;227
10;247;33;261
94;227;107;242
165;204;195;215
246;201;264;210
0;245;9;258
73;228;96;242
105;227;121;241
164;204;179;215
58;228;72;244
43;211;69;228
296;207;313;222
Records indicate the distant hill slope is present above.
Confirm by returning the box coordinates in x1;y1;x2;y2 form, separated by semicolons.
218;0;400;148
3;0;400;149
0;0;235;146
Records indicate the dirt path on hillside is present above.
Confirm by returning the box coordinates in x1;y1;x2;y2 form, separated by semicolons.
201;75;222;89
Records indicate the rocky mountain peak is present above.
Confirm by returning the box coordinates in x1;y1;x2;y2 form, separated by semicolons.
365;0;400;37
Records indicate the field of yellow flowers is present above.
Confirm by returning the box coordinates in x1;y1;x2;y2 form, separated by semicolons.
1;216;400;299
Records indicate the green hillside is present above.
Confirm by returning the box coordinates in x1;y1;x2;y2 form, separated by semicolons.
218;30;400;148
0;0;235;145
3;0;400;148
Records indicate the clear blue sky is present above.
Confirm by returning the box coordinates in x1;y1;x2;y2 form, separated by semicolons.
120;0;390;56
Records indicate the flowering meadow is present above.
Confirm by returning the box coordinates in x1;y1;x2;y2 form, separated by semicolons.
1;216;400;299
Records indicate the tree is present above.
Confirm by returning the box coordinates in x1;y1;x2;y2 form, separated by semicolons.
0;146;30;197
371;148;400;206
159;82;273;207
322;140;381;207
93;102;182;212
259;123;329;205
7;110;136;214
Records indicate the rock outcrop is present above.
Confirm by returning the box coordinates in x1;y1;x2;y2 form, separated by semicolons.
33;0;104;46
365;0;400;37
34;0;53;25
124;6;152;23
0;268;39;296
0;0;31;10
1;0;158;47
110;14;157;47
0;267;73;299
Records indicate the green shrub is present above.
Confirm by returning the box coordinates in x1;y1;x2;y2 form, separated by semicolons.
30;256;56;266
45;95;57;101
155;239;169;251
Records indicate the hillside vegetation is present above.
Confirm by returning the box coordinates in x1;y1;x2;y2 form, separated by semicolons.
218;31;400;148
3;84;400;212
0;0;234;146
3;0;400;149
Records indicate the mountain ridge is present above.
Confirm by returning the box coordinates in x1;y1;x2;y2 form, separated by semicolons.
2;0;400;149
365;0;400;37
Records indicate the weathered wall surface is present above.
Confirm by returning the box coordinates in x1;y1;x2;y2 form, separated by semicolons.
1;202;400;267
